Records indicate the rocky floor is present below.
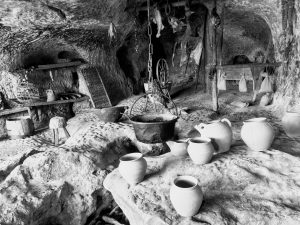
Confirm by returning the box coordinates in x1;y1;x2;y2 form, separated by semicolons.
0;85;298;225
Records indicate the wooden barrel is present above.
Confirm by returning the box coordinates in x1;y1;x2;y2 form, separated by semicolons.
6;117;34;139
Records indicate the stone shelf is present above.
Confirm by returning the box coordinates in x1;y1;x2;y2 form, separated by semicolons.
0;96;89;117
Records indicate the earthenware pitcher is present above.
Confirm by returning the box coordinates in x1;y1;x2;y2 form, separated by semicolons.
282;111;300;138
170;176;203;217
119;153;147;185
46;89;56;102
187;137;215;165
241;117;275;151
194;118;232;153
166;139;188;156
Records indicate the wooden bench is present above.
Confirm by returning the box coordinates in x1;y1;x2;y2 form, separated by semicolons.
218;66;255;92
216;63;281;101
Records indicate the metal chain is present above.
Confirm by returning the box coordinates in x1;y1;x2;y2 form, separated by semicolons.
147;0;153;84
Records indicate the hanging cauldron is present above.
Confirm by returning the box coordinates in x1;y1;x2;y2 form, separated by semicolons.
130;114;178;144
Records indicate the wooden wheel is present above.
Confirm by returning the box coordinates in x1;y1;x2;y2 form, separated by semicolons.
156;58;169;88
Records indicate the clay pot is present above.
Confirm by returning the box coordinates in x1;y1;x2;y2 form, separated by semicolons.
170;176;203;217
130;114;178;144
118;153;147;185
97;106;127;122
241;117;275;151
46;89;56;102
194;118;232;153
187;137;215;165
166;139;188;156
282;111;300;138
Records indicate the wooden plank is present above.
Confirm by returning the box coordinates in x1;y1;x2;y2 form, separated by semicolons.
81;66;112;109
0;108;28;116
36;61;84;70
24;96;89;107
221;67;253;81
215;62;281;70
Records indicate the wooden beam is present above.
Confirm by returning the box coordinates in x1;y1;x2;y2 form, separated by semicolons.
210;1;218;112
24;96;89;107
215;62;282;70
36;61;84;70
138;0;201;11
0;108;29;117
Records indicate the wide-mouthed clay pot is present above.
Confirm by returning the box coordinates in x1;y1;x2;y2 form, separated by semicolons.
170;176;203;217
118;153;147;185
194;118;232;153
241;117;275;151
166;139;188;156
187;137;215;165
282;111;300;138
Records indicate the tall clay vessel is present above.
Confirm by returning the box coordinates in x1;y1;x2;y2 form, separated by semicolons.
282;111;300;138
194;118;232;153
119;153;147;185
241;117;275;151
170;176;203;217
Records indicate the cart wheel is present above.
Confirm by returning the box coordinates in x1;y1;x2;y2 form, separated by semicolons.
156;58;169;88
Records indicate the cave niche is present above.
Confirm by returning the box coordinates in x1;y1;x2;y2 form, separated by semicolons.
222;10;275;65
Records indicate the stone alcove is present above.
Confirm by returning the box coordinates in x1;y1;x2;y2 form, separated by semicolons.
223;10;275;65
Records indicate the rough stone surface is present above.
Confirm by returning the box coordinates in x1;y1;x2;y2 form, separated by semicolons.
0;110;167;225
104;118;300;225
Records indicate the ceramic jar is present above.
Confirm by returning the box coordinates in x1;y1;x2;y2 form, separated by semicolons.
187;137;215;165
282;111;300;138
46;89;56;102
118;153;147;185
241;117;275;151
170;176;203;217
194;118;232;153
166;140;188;156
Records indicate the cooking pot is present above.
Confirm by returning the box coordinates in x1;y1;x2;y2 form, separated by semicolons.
130;113;178;143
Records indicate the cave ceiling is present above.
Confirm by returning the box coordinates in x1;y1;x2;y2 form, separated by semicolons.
0;0;280;53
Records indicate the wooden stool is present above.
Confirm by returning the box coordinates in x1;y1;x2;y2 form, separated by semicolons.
49;116;70;146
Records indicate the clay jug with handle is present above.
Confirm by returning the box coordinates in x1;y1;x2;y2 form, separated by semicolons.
166;139;188;156
194;118;232;153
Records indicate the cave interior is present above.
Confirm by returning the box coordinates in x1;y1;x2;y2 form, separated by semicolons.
0;0;300;225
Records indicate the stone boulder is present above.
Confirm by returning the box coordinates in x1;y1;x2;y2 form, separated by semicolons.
0;110;170;225
0;147;111;225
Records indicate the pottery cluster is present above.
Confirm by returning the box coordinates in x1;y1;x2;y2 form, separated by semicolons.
166;137;215;165
118;116;279;218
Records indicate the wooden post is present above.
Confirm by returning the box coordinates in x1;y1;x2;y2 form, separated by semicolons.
210;1;218;111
